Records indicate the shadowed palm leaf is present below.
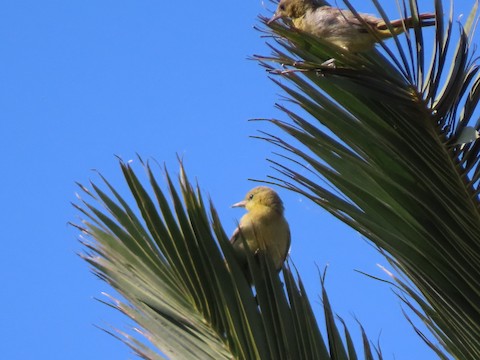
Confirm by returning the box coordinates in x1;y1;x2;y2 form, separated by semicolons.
73;158;382;359
255;0;480;358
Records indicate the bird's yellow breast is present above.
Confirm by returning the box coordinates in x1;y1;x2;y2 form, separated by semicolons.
238;206;290;270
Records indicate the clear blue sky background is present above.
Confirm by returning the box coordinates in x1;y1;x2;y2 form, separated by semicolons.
1;1;474;359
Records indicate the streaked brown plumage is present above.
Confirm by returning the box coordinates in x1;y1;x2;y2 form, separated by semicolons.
269;0;435;52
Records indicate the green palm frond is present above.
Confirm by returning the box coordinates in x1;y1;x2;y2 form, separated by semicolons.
255;0;480;358
73;158;382;359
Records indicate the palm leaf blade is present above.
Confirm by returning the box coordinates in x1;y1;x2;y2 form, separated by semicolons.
256;1;480;358
74;158;384;359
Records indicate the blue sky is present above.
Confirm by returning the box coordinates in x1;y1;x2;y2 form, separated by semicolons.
1;1;473;359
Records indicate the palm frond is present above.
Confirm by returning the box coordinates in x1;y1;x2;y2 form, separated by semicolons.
74;158;382;359
255;0;480;358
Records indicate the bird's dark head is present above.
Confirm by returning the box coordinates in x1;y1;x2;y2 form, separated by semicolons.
232;186;285;214
268;0;313;23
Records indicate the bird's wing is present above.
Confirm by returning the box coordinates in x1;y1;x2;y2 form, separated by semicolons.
327;7;382;29
230;226;241;245
281;227;292;264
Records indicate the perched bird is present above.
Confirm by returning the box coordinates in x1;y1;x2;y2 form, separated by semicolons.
230;186;291;280
268;0;436;52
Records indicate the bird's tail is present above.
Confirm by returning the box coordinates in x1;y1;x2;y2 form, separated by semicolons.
376;13;436;36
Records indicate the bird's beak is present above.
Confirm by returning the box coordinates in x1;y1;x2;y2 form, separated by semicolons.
231;200;247;208
267;12;283;24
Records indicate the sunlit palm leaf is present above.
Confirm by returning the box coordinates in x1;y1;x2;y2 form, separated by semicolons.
73;158;382;359
256;0;480;358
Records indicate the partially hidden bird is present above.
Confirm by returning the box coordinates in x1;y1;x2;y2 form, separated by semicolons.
268;0;436;52
230;186;291;281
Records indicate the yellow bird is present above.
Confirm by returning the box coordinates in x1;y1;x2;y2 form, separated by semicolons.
230;186;291;280
268;0;435;52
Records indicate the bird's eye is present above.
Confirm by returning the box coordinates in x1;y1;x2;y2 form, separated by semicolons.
249;194;254;200
279;4;285;10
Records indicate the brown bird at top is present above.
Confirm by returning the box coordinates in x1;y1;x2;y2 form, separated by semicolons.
268;0;436;52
